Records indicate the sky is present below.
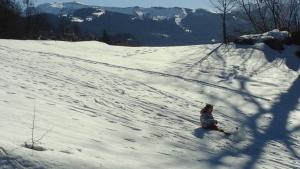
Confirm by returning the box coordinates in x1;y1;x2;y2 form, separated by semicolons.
35;0;213;10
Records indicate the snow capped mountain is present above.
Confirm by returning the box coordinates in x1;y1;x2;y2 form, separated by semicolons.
104;6;190;21
37;1;90;15
37;2;194;22
36;2;196;36
35;2;249;46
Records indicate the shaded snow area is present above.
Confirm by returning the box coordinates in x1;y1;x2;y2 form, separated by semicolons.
0;40;299;169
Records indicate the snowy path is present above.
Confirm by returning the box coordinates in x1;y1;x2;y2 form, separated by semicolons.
0;40;299;169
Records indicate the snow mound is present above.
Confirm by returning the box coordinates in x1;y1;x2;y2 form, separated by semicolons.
239;29;290;42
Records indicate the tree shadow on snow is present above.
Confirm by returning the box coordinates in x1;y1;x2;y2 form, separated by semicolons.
236;43;300;71
0;147;46;169
162;42;299;168
176;46;300;169
206;75;300;169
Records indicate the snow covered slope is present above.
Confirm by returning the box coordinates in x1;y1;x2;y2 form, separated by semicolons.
0;40;299;169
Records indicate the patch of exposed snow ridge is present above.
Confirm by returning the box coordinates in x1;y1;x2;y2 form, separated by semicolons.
92;9;105;17
50;2;63;8
71;17;84;23
152;33;169;38
37;1;89;15
136;11;144;20
152;16;168;21
85;17;93;22
174;8;192;33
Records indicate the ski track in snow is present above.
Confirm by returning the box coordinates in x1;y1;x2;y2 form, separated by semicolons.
0;45;271;102
0;40;299;169
0;43;207;169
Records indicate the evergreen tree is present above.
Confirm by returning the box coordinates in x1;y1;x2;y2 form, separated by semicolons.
101;29;110;44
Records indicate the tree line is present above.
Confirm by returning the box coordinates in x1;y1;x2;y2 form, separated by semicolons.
0;0;82;40
210;0;300;43
1;0;300;45
0;0;138;45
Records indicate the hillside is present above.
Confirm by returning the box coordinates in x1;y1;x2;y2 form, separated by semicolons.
0;39;299;169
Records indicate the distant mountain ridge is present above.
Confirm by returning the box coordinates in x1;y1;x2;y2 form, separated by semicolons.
37;2;194;17
36;2;248;46
37;2;90;15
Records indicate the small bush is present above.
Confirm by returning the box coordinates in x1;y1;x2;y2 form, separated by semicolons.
23;105;50;152
234;37;255;45
264;39;284;51
291;31;300;45
284;37;293;45
23;142;46;151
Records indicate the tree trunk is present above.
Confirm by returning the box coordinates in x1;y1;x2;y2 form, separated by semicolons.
222;11;227;44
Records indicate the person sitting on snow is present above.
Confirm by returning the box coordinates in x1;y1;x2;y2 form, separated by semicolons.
200;104;227;134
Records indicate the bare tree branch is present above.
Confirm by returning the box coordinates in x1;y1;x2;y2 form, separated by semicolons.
210;0;237;43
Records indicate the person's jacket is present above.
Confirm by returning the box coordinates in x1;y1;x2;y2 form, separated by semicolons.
200;112;217;128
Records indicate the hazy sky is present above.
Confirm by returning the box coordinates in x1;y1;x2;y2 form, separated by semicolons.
35;0;213;9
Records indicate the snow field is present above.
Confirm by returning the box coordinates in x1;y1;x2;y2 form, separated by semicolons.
0;40;299;169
